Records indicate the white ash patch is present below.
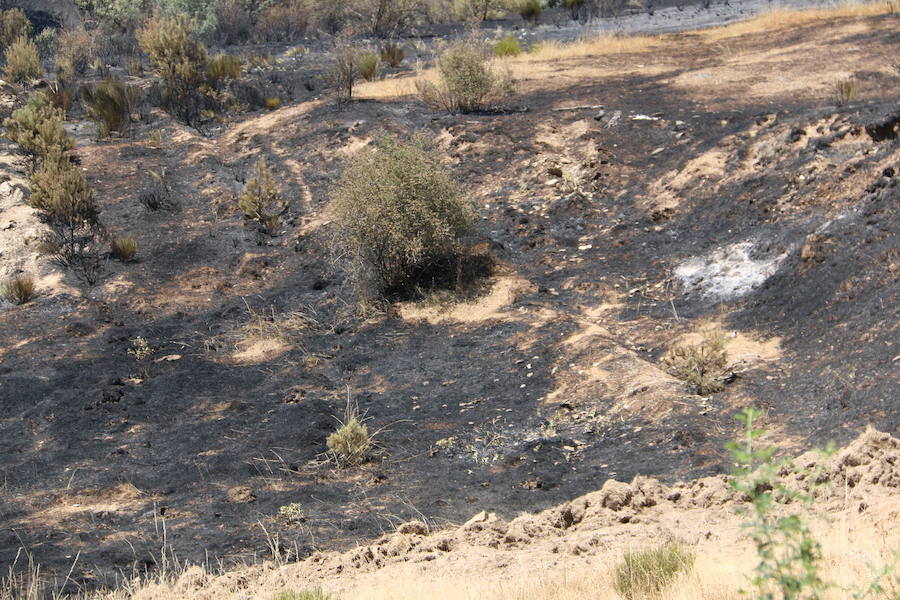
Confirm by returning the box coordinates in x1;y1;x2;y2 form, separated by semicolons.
674;240;792;300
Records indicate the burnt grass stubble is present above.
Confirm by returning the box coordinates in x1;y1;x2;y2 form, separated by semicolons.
1;17;899;590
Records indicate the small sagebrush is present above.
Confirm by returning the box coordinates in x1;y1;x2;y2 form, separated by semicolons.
833;77;859;106
3;36;42;83
358;51;380;81
81;78;140;138
2;274;36;305
238;157;286;235
110;236;138;262
326;397;373;468
379;42;404;67
494;33;522;57
56;29;94;82
29;149;99;230
207;53;242;83
417;39;513;114
3;92;73;162
614;542;695;599
663;328;729;395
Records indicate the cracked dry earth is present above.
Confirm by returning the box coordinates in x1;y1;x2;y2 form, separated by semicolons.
1;7;898;590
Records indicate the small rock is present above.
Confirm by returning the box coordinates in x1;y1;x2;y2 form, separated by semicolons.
225;485;256;503
593;110;606;121
600;480;633;511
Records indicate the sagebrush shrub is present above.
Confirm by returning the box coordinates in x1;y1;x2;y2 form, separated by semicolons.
207;53;242;83
358;51;380;81
138;14;209;123
494;33;522;57
0;8;31;49
81;78;140;137
326;399;373;467
254;1;309;42
379;42;404;67
663;327;729;395
4;36;42;83
614;542;695;599
417;39;513;114
56;29;95;82
238;157;285;235
329;132;476;299
2;274;36;305
34;27;58;60
3;93;73;163
110;236;138;262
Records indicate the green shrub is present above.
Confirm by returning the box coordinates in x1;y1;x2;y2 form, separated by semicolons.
81;78;140;138
3;93;73;162
358;51;380;81
138;14;209;124
56;29;95;82
273;590;333;600
29;149;99;230
417;39;513;114
493;33;522;57
614;542;695;599
264;96;281;111
329;132;476;299
110;236;138;262
663;327;729;395
519;0;542;25
238;157;286;235
0;9;32;49
207;53;242;83
2;274;36;305
379;42;404;67
4;36;42;83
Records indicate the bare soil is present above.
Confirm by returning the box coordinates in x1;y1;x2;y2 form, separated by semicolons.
0;9;898;589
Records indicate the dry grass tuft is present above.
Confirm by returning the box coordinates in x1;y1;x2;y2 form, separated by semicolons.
110;236;138;262
2;274;36;304
326;394;373;467
664;327;729;395
615;542;695;599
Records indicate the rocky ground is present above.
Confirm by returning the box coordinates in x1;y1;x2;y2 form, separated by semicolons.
0;3;898;592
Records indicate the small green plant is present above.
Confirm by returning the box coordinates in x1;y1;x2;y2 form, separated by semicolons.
834;77;859;106
417;38;513;114
494;33;522;57
519;0;542;25
326;396;373;468
379;42;404;67
127;336;153;361
238;157;286;235
81;78;140;138
0;8;32;49
264;96;281;111
328;131;476;299
358;51;380;81
34;27;58;60
273;590;332;600
4;36;42;83
727;407;833;600
110;236;138;262
663;327;729;395
2;274;36;305
207;53;242;83
614;542;695;599
277;502;305;523
56;29;94;82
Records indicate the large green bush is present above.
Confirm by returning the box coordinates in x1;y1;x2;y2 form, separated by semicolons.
81;78;141;137
0;8;32;48
3;92;73;163
3;36;42;83
329;132;476;300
